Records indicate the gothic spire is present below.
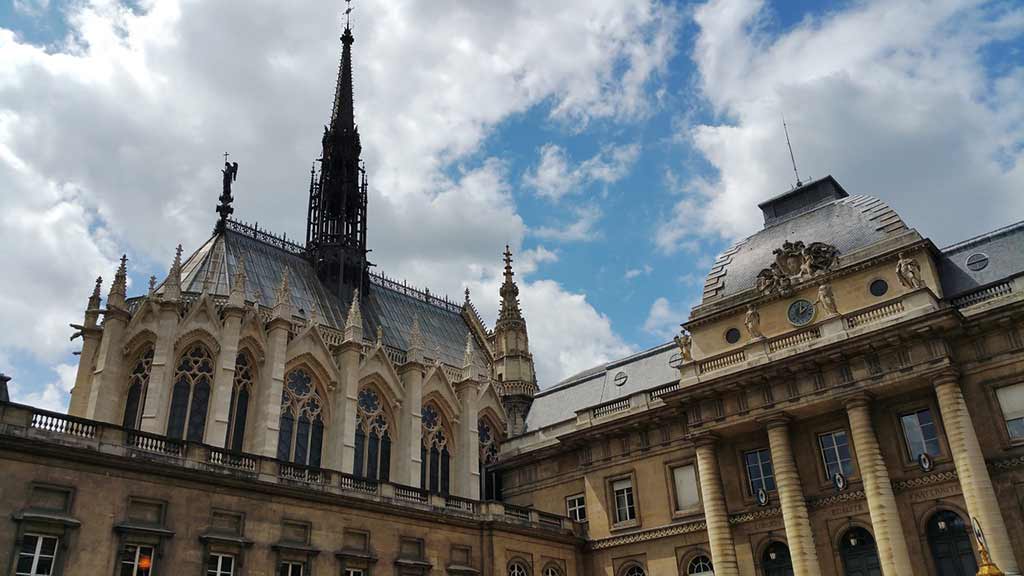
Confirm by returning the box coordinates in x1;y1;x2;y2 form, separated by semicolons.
108;255;128;308
498;245;523;323
331;23;356;134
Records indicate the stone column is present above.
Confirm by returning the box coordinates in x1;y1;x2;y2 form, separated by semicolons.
844;395;914;576
69;278;104;417
86;306;130;423
139;301;181;435
765;417;822;576
249;316;290;458
454;379;480;499
396;362;425;487
334;340;361;473
934;371;1020;574
693;434;740;576
204;305;243;448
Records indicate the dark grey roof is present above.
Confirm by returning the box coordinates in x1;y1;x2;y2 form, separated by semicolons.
169;225;477;368
525;342;678;431
700;191;908;304
938;220;1024;298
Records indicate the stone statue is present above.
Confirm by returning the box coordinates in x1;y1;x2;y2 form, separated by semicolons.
745;304;763;339
756;240;839;296
896;252;924;289
222;161;239;196
673;329;693;363
817;283;838;317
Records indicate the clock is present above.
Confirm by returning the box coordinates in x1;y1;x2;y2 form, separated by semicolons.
787;299;815;326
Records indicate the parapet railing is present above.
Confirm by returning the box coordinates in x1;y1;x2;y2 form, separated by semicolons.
951;280;1014;309
2;403;581;537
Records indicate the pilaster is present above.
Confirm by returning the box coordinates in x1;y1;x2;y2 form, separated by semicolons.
693;434;740;576
764;416;822;576
933;371;1020;574
396;362;425;487
334;339;361;473
454;378;480;499
139;301;181;435
844;395;915;576
69;277;104;417
250;317;290;458
85;306;130;423
205;305;243;448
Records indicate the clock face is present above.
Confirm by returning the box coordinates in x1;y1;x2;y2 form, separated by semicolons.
788;299;815;326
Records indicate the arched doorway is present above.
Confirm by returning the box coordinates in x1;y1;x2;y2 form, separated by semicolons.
927;510;978;576
762;541;794;576
839;527;881;576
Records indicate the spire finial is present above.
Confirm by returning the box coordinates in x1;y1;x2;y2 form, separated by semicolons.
217;155;239;232
344;0;355;29
91;276;103;301
148;276;156;295
163;244;183;301
408;314;424;363
108;255;128;306
782;113;802;187
498;245;522;322
464;286;471;302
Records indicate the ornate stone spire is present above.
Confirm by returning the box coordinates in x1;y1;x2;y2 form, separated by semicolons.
408;314;424;364
498;245;523;323
82;276;103;329
164;244;183;302
108;255;128;308
228;256;247;307
462;332;477;381
272;270;292;320
344;288;363;342
376;324;384;348
89;276;103;308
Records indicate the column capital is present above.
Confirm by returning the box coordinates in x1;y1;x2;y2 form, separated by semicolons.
758;413;793;431
692;432;720;449
932;368;960;388
843;392;875;411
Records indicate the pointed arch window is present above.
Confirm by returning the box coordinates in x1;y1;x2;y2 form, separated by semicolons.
353;387;391;481
225;351;254;452
167;344;214;441
420;404;451;494
479;418;501;500
277;368;325;468
123;347;154;430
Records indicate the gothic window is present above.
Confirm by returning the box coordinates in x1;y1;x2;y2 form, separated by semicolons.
225;352;255;452
353;387;391;482
123;347;154;430
479;417;501;500
167;344;214;441
420;404;451;494
277;368;326;468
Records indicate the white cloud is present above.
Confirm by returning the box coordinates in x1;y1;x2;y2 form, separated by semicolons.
524;142;641;201
10;363;77;413
533;204;603;242
658;0;1024;253
12;0;50;17
0;0;677;392
624;264;653;279
643;296;685;339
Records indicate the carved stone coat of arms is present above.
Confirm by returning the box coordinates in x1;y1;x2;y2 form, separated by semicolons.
755;240;839;296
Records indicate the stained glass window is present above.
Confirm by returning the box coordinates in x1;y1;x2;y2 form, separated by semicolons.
354;387;391;481
277;368;326;467
421;404;451;494
225;352;254;452
167;344;214;441
123;347;154;430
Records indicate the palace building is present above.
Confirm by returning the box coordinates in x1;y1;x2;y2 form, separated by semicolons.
2;13;1024;576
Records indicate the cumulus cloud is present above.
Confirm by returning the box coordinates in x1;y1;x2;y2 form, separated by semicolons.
524;142;642;201
9;363;76;413
624;264;653;279
0;0;676;394
643;296;686;339
533;204;604;243
657;0;1024;253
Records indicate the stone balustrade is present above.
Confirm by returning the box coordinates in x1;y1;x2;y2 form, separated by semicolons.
0;402;582;537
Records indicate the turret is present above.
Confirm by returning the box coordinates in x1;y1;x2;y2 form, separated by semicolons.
490;246;537;436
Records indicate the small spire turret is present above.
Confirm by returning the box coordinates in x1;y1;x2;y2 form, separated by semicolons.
164;245;183;302
344;288;363;342
108;255;128;308
408;314;424;364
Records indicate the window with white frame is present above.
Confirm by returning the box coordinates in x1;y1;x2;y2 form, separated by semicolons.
623;566;646;576
687;555;714;575
344;569;365;576
899;409;941;460
16;534;58;576
566;494;587;522
612;478;636;524
509;561;529;576
543;566;562;576
817;430;854;480
120;544;155;576
743;449;775;495
278;561;304;576
996;383;1024;440
207;553;234;576
671;464;700;512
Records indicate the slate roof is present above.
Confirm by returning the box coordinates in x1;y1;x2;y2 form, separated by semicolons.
165;222;480;368
525;342;678;431
700;177;908;305
938;220;1024;299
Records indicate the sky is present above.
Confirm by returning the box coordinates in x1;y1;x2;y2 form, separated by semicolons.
1;0;1022;412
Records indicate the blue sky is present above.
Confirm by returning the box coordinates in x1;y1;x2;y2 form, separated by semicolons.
2;0;1023;410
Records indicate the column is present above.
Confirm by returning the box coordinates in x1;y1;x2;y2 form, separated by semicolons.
693;434;740;576
765;417;822;576
204;306;243;447
334;340;361;473
844;395;914;576
86;307;130;423
396;363;425;487
934;371;1020;574
139;302;181;434
454;379;480;499
249;317;289;458
68;280;104;417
